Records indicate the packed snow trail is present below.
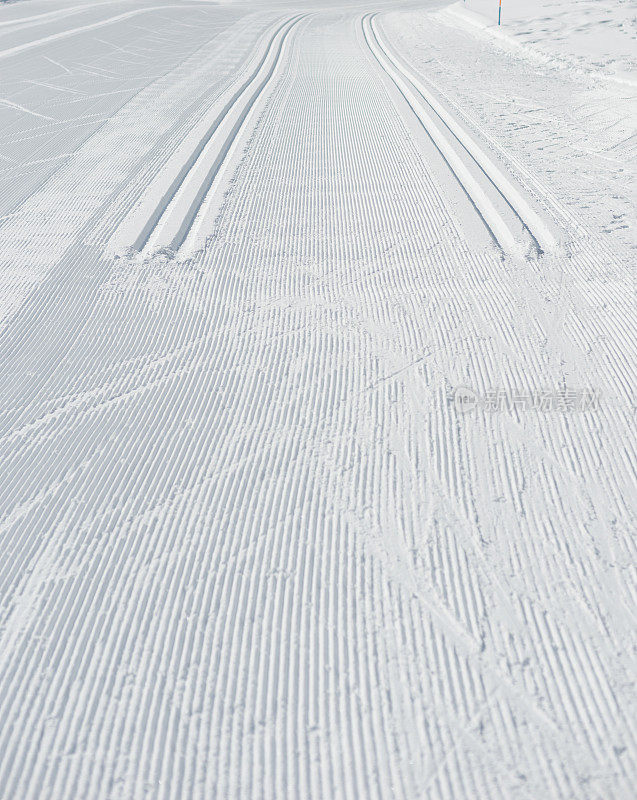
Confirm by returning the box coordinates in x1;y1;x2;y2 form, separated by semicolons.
0;2;635;800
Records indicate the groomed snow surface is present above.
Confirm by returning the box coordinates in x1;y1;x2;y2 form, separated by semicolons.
0;1;635;798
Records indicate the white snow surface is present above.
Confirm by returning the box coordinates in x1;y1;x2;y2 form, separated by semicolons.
0;1;635;799
450;0;636;84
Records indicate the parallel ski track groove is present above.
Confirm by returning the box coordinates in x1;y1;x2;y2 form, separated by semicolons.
108;14;304;256
362;13;557;256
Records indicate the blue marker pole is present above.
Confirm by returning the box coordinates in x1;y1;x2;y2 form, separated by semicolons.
498;0;502;25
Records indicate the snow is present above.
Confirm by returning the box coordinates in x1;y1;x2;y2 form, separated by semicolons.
0;1;635;799
446;0;636;84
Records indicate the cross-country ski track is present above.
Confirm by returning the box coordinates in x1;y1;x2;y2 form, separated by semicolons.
0;2;635;800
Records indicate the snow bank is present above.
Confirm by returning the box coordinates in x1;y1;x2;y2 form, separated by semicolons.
441;0;636;84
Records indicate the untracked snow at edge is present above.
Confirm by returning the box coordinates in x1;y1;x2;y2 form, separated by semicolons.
0;1;635;799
